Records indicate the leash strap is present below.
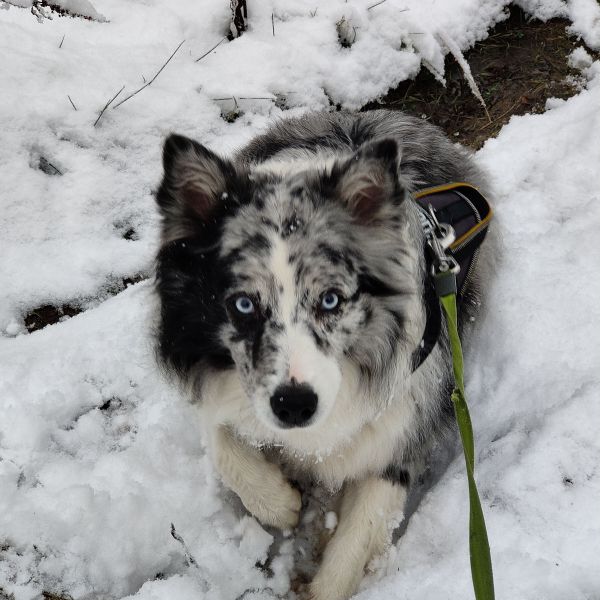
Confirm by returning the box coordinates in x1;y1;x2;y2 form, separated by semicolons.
429;244;495;600
437;277;495;600
412;184;495;598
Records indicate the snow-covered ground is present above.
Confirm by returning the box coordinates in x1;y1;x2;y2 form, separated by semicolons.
1;1;599;598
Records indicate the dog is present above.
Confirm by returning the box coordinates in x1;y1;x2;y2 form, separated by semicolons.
154;110;494;600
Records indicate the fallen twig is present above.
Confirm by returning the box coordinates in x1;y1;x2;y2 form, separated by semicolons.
272;12;275;36
59;34;65;48
195;37;227;63
67;95;77;111
93;85;124;127
212;96;275;101
368;1;408;10
367;0;388;9
170;523;199;568
111;40;185;110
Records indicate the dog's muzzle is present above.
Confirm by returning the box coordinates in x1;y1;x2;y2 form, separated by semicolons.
270;383;318;428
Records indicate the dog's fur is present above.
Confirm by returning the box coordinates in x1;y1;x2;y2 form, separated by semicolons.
154;110;494;600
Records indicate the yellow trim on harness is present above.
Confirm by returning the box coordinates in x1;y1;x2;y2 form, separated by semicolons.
413;182;493;251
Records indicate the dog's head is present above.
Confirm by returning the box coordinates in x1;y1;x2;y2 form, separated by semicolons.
155;134;422;436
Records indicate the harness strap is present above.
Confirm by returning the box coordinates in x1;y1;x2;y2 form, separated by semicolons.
410;237;441;370
415;182;493;298
410;183;493;372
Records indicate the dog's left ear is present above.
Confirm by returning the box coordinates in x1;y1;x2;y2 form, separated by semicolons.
332;139;403;224
156;134;238;242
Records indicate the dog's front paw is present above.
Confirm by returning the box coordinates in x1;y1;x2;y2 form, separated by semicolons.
308;567;361;600
238;468;302;530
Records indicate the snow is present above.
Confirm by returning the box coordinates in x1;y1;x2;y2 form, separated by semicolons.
567;0;600;49
325;511;338;532
1;1;600;599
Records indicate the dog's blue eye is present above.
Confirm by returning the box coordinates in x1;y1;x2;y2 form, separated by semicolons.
321;292;339;311
235;296;255;314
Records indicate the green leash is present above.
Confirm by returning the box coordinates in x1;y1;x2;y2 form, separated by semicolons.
415;194;495;599
434;268;495;600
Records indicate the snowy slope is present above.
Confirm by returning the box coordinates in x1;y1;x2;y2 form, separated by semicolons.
1;1;600;599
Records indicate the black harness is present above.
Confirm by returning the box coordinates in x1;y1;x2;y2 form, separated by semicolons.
411;183;493;371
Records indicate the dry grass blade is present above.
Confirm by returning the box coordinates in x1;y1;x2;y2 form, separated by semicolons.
93;85;124;127
437;30;491;123
367;0;387;9
196;37;227;62
212;96;274;101
112;40;185;110
475;83;545;131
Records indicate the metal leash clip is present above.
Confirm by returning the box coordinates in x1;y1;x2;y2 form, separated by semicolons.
427;204;456;250
425;204;460;296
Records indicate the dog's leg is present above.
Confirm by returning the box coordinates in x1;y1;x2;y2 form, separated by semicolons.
210;425;302;530
309;476;406;600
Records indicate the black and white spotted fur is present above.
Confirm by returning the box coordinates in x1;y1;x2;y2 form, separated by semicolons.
154;110;495;600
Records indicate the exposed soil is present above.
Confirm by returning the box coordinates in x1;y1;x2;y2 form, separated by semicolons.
34;0;96;21
23;274;146;333
364;5;595;149
24;304;82;333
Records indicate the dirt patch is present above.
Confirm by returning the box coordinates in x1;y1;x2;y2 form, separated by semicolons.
24;303;82;333
23;274;147;333
32;0;100;21
364;5;596;149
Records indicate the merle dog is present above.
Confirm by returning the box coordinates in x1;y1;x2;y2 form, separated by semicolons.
154;110;494;600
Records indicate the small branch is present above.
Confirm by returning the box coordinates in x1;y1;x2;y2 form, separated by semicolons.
195;37;227;63
368;1;408;10
67;95;78;111
170;523;199;568
111;40;185;110
271;12;275;36
59;34;65;48
212;96;274;101
93;85;124;127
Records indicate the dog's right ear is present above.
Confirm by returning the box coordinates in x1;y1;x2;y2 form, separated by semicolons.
329;139;404;225
156;134;236;242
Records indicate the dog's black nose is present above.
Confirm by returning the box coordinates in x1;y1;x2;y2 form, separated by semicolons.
270;384;318;427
